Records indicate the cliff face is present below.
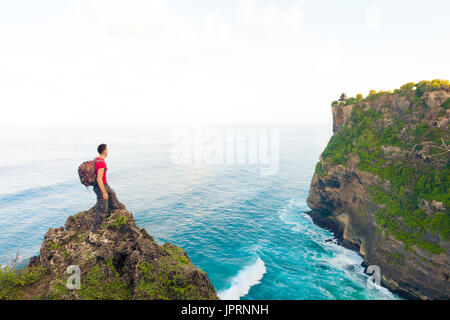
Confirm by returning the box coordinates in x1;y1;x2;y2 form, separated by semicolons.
307;81;450;300
18;201;218;300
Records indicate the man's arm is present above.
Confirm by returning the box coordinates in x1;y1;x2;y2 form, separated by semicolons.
97;168;108;200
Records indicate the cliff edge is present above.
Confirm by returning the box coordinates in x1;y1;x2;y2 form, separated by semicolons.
307;80;450;300
3;201;218;300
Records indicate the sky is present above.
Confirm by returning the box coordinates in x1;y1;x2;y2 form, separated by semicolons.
0;0;449;127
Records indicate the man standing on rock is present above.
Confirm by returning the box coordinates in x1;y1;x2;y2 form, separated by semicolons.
92;143;119;232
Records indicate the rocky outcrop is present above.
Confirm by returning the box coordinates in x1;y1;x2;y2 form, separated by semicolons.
308;82;450;300
308;161;450;299
22;201;218;300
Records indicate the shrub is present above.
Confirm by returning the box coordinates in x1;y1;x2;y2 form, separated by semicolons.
111;215;128;230
0;265;46;299
356;93;363;102
345;97;357;105
414;123;429;136
400;82;416;91
315;161;326;177
442;98;450;110
367;90;378;99
416;79;449;97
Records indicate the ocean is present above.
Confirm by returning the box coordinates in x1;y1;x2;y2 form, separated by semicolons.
0;123;398;300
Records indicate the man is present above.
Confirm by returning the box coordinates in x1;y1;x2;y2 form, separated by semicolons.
92;143;119;232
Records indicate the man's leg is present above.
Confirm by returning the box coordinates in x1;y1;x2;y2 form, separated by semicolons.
92;185;109;232
105;184;119;212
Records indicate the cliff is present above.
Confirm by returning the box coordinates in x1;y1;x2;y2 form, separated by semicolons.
307;80;450;300
2;201;218;300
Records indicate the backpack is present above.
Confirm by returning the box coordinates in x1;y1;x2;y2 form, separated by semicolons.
78;158;103;187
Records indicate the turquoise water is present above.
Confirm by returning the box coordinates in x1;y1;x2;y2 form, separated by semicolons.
0;124;398;300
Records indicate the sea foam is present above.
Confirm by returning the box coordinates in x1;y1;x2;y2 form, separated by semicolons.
218;257;266;300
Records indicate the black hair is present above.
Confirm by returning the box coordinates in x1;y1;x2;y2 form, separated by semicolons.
97;143;107;155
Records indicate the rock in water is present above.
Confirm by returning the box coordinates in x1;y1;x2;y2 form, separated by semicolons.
23;200;218;300
307;80;450;300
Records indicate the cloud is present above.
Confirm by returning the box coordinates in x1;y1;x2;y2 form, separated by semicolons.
367;5;381;30
316;38;345;76
238;0;303;32
0;0;324;126
203;12;233;50
86;0;171;35
263;2;302;32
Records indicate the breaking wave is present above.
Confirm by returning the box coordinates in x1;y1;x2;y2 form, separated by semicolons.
218;257;266;300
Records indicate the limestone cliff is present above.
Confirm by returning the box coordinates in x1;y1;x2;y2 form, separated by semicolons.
5;201;218;300
307;80;450;300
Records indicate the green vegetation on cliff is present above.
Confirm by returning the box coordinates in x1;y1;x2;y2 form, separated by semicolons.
332;79;450;107
1;204;218;300
135;243;214;300
316;80;449;254
0;265;47;299
49;257;133;300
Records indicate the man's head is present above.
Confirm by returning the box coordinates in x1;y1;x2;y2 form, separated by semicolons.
97;143;108;157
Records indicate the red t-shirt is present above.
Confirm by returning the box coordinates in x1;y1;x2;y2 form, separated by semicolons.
95;157;107;184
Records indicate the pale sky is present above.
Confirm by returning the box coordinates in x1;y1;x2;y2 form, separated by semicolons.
0;0;449;126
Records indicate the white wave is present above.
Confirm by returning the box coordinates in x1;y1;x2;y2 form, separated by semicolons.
278;200;398;300
324;238;363;270
278;199;306;232
324;241;398;299
366;278;397;299
218;257;266;300
278;201;318;236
